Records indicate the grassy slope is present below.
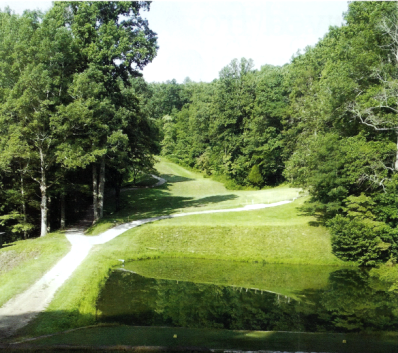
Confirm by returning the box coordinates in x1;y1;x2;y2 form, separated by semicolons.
20;158;348;337
86;158;301;235
0;232;70;307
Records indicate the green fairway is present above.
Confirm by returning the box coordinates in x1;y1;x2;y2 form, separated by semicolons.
87;158;301;235
0;232;71;307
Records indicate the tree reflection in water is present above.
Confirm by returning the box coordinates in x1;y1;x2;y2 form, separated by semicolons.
97;267;398;333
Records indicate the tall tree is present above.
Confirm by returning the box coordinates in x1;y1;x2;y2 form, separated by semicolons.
50;1;158;222
0;9;78;236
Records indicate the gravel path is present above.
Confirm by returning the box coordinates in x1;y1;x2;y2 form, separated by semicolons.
0;175;292;339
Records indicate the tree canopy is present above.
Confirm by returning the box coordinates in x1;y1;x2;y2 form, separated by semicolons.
0;2;158;238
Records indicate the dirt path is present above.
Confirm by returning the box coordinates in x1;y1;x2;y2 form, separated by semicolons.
0;174;293;339
120;174;165;192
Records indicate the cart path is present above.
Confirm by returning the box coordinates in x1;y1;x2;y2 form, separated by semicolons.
0;174;293;339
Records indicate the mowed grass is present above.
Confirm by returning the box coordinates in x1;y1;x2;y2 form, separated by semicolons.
19;158;348;338
125;198;343;265
0;232;70;307
87;158;301;235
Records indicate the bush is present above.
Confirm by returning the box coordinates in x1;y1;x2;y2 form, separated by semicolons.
370;259;398;293
247;165;264;187
329;215;398;266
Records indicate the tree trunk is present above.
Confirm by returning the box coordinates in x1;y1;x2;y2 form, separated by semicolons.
20;173;27;240
115;173;122;212
39;148;48;237
93;164;99;223
47;195;51;233
60;193;65;230
395;130;398;172
98;156;105;218
40;189;47;237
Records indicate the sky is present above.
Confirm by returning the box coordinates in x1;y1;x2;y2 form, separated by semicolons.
0;0;349;83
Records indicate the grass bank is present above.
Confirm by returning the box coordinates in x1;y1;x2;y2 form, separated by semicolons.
0;232;70;307
19;158;348;338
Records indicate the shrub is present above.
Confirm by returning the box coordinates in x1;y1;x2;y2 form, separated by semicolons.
329;215;398;266
247;165;264;187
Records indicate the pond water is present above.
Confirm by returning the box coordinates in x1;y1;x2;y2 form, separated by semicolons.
97;258;398;333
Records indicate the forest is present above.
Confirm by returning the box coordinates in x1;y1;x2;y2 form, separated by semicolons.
0;1;397;268
0;2;159;238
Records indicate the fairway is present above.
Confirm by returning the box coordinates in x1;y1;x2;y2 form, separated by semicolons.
88;158;302;235
155;158;301;211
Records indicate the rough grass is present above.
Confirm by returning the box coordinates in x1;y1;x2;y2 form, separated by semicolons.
0;232;70;307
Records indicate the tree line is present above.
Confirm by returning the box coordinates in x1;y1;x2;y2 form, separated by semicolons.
143;2;398;266
1;1;396;268
0;2;158;239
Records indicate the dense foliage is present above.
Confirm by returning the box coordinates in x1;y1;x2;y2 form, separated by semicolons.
0;2;396;267
148;2;398;266
0;2;158;239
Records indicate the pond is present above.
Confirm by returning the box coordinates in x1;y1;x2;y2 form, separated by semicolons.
96;258;398;334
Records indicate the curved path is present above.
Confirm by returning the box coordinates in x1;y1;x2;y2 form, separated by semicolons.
120;174;165;192
0;174;292;339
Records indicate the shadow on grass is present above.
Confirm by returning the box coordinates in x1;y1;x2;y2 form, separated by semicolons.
0;243;16;249
159;174;194;183
99;185;238;230
4;310;397;353
296;202;327;227
308;221;322;227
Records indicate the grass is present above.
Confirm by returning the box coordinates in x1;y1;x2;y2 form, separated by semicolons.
16;325;398;353
87;158;301;235
122;173;159;188
15;157;353;341
0;232;70;307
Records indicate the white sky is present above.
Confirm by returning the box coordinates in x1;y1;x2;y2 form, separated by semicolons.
0;0;349;83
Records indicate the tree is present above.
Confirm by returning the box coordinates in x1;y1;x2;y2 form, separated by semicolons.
209;58;255;181
244;65;287;185
247;165;263;187
346;3;398;171
0;9;78;236
50;1;158;222
329;194;398;266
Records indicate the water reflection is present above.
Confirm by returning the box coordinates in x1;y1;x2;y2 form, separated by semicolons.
97;261;398;333
301;269;398;332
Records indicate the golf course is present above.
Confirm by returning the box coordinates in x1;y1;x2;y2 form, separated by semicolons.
1;158;397;352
